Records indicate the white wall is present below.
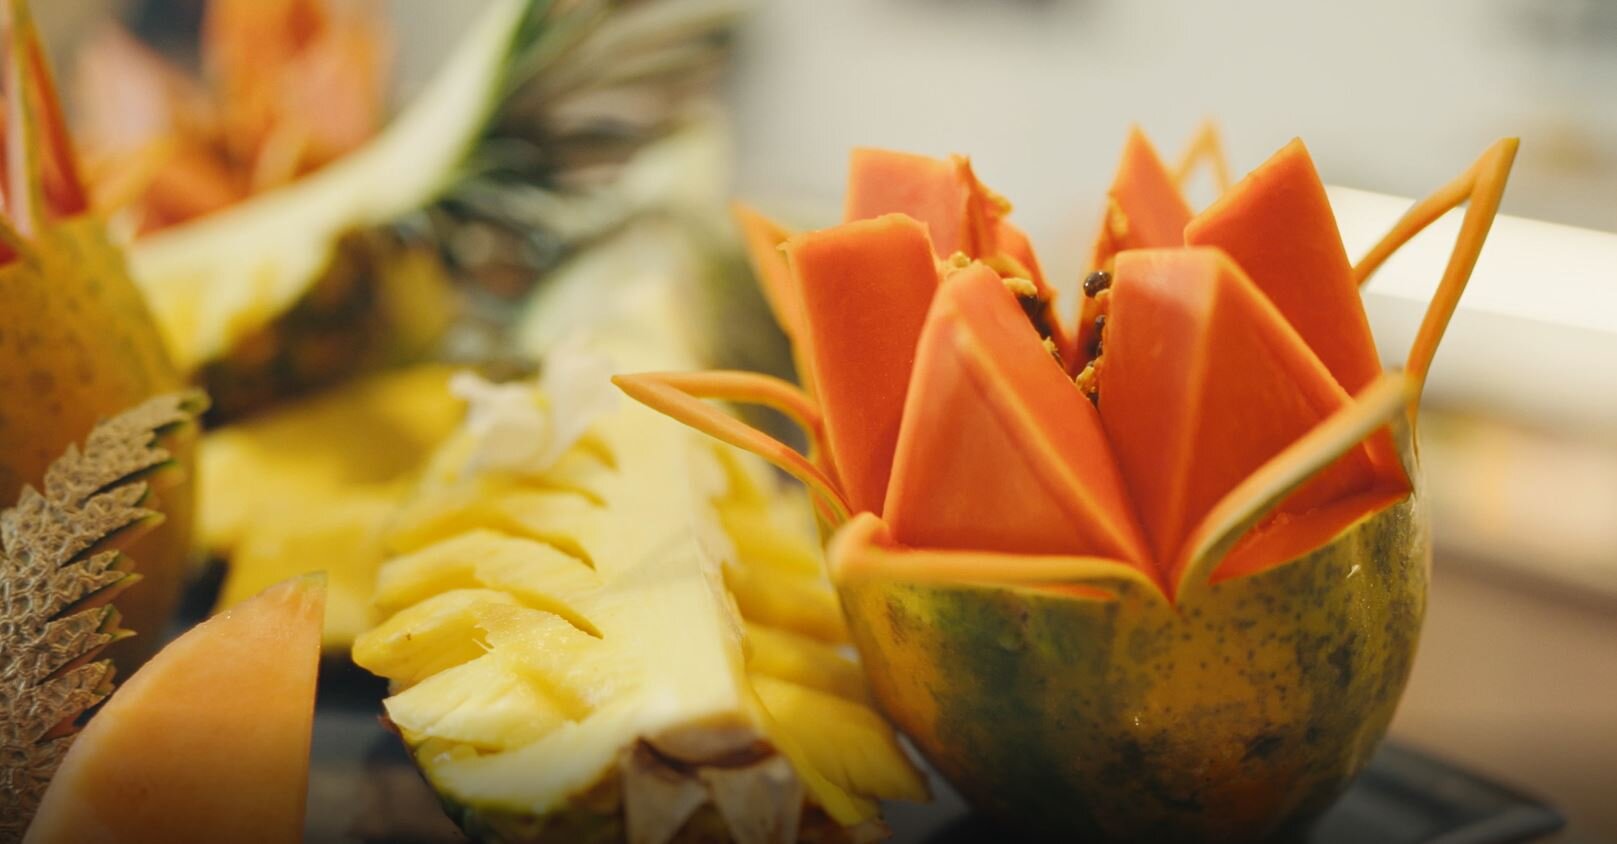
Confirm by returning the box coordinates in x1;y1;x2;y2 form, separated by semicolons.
726;0;1617;282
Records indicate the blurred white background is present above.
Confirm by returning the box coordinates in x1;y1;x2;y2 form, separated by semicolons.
725;0;1617;285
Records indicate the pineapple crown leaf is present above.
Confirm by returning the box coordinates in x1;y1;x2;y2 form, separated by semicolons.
458;0;741;189
0;389;206;842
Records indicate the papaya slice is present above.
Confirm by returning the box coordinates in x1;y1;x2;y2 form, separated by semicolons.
1080;127;1193;361
732;202;803;343
844;147;1075;365
732;201;820;396
884;263;1151;570
1096;247;1381;583
845;148;983;258
1185;140;1381;394
1184;140;1407;484
783;214;940;515
1087;127;1191;272
26;575;325;843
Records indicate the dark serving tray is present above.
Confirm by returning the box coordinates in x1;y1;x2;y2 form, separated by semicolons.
301;659;1566;844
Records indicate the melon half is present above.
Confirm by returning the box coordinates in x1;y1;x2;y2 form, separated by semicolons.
25;576;325;844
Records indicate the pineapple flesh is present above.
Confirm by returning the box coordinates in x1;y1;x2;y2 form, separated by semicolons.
353;304;926;843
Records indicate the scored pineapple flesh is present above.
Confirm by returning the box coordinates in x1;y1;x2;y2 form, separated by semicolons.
352;326;925;841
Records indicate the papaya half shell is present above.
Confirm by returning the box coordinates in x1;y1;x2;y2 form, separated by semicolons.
832;426;1428;843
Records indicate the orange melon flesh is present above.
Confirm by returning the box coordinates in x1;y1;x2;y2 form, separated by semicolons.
1097;248;1380;584
1183;141;1408;489
732;202;805;343
26;575;325;844
883;263;1152;569
1184;140;1381;395
844;147;1075;364
784;214;941;516
1088;127;1192;272
845;148;978;257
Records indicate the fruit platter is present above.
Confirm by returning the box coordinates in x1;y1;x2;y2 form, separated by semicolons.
0;0;1588;841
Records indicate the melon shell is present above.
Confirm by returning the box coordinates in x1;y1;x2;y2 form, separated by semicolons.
833;434;1428;843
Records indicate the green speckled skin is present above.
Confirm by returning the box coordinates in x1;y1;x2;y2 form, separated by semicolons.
0;219;193;671
837;481;1428;843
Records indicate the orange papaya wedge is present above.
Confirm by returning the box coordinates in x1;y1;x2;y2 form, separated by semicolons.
1096;247;1386;579
1079;127;1193;361
783;214;941;515
731;201;804;343
1185;139;1381;394
1087;126;1191;272
845;148;979;257
845;147;1076;365
884;262;1151;569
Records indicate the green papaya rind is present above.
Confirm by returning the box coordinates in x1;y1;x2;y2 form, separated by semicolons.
837;472;1427;843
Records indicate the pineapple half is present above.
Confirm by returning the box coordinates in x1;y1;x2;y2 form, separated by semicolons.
124;0;744;420
353;283;927;843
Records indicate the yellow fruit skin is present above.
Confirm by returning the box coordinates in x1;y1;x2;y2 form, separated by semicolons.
0;219;192;670
836;468;1428;843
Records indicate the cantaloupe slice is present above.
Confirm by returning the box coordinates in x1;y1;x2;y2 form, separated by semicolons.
25;575;325;844
783;214;940;515
1185;140;1381;395
1096;248;1380;584
885;263;1151;568
1088;126;1192;271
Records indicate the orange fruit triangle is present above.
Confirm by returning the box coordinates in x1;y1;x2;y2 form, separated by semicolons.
884;262;1151;568
845;148;979;257
1097;248;1380;583
732;202;805;343
1088;127;1192;271
784;214;941;516
845;147;1075;366
1185;139;1382;394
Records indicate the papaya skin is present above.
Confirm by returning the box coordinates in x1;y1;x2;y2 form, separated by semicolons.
836;470;1427;843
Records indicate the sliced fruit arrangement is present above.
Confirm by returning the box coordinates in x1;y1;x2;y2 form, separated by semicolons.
618;133;1518;839
76;0;745;421
0;393;203;841
25;575;325;844
353;298;925;843
0;0;197;671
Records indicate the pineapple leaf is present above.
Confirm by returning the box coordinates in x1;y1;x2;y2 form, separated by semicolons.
0;390;206;842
